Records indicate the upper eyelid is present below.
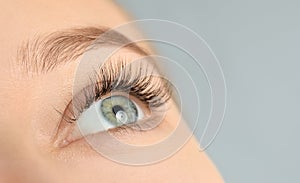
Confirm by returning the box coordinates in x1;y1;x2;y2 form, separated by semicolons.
63;57;172;122
16;26;149;77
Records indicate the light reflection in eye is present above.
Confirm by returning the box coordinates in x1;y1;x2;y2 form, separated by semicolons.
76;95;144;137
100;95;143;126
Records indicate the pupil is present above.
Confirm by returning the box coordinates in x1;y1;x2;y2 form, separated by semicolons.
112;105;124;115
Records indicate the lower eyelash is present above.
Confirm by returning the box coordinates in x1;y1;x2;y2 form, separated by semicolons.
107;110;167;136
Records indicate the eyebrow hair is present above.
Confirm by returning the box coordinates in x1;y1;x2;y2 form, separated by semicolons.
17;26;148;75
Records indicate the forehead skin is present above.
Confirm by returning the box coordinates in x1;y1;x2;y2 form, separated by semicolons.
0;0;129;73
0;1;223;183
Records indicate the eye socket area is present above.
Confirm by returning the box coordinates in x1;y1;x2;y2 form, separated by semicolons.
53;58;173;148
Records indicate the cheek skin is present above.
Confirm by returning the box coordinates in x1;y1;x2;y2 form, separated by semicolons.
46;100;223;183
48;136;223;183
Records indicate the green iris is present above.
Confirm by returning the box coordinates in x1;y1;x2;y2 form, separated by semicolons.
100;95;138;126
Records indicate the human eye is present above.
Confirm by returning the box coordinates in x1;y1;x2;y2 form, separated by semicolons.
88;95;144;130
54;57;172;147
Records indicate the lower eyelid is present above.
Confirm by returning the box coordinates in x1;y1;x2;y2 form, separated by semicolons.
106;118;175;147
55;110;169;148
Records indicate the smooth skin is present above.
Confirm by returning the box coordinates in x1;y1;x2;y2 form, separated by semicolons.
0;0;223;182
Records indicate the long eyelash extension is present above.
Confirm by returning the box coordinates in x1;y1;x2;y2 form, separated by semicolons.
64;57;172;123
97;57;172;106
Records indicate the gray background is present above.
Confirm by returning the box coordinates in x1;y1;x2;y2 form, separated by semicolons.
115;0;300;182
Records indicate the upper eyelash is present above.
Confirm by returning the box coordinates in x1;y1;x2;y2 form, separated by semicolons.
95;58;172;107
63;57;172;123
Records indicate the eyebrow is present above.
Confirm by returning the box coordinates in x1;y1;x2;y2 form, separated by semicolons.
17;26;148;75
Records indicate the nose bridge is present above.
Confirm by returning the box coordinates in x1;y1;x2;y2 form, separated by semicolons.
0;157;38;183
0;114;49;183
0;159;51;183
0;83;46;183
0;107;34;183
0;84;32;150
0;127;44;183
